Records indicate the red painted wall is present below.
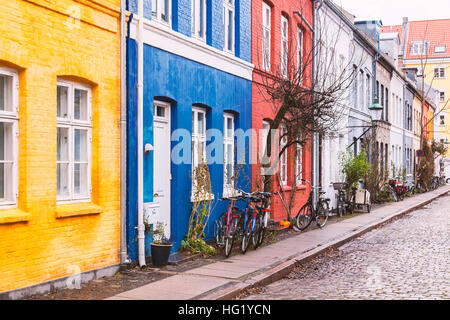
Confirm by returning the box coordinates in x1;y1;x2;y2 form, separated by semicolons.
251;0;314;222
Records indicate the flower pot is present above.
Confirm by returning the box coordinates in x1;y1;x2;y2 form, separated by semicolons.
150;243;173;267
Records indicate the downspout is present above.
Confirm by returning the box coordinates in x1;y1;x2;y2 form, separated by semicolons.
312;0;323;203
120;0;130;264
137;0;146;267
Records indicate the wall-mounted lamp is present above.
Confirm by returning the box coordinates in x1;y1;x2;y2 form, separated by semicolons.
144;143;154;153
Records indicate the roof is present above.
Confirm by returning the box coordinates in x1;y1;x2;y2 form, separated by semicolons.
382;19;450;59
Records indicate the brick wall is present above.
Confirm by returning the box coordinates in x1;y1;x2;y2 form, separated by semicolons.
0;0;121;293
251;0;314;222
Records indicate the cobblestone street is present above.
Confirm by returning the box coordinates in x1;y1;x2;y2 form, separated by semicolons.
243;195;450;300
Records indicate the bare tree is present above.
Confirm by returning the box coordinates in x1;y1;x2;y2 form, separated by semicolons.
253;2;367;221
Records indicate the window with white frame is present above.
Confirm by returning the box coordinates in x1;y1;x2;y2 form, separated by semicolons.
295;137;302;185
279;125;287;185
297;27;303;80
223;0;235;53
152;0;171;24
353;66;358;108
0;68;18;206
57;81;92;202
223;113;234;193
192;107;207;180
192;0;206;40
435;45;446;53
280;15;289;77
439;90;446;103
366;74;371;109
262;2;271;71
410;41;429;56
359;70;364;109
440;114;445;126
434;67;445;79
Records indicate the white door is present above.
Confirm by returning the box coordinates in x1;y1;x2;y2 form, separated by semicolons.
153;101;171;238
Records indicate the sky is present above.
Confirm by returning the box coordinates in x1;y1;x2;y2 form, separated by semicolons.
334;0;450;26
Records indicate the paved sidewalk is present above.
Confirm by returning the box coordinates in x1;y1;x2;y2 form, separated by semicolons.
106;186;450;300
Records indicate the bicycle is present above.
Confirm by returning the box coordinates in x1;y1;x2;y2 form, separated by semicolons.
252;191;273;247
215;194;244;257
295;179;330;231
239;191;262;254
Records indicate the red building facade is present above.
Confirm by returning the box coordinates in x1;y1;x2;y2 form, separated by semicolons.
251;0;314;222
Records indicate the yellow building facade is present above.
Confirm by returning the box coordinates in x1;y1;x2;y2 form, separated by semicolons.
0;0;121;295
406;62;450;150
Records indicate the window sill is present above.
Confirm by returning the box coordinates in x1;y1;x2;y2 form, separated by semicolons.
0;208;31;225
55;203;102;219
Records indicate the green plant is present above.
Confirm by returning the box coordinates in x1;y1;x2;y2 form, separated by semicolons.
340;150;370;197
151;222;172;245
181;162;216;256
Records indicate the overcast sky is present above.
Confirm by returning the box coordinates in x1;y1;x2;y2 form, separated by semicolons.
333;0;450;26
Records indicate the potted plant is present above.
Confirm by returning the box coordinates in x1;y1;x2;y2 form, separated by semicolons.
150;222;173;267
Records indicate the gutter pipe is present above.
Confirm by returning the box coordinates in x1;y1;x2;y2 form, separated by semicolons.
120;0;130;264
136;0;146;267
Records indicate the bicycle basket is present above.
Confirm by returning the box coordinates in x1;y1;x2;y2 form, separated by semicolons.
333;182;345;191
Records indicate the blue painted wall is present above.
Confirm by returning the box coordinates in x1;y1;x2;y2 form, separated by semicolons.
127;0;251;62
126;39;252;260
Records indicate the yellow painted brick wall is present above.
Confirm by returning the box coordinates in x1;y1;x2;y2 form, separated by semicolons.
0;0;122;293
408;62;450;155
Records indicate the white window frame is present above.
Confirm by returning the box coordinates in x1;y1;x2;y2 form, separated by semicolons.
295;138;302;185
262;2;271;71
223;0;235;53
0;67;19;207
56;80;92;203
192;0;206;41
434;66;445;79
439;90;446;103
297;27;303;82
223;113;235;196
152;0;171;25
439;114;445;126
410;41;429;56
191;107;207;190
359;70;364;110
280;15;289;78
279;125;287;186
434;45;446;53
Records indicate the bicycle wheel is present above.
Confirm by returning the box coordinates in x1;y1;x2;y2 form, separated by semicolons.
257;211;269;247
241;215;253;254
316;201;329;228
215;213;227;248
252;215;262;250
224;216;238;258
296;203;313;231
337;197;344;217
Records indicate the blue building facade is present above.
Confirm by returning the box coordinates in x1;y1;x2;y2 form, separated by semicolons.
126;0;253;260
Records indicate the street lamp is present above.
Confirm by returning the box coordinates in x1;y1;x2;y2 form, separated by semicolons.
368;101;384;122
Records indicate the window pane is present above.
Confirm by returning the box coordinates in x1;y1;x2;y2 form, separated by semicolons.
197;112;204;135
57;163;69;198
227;117;233;138
152;0;157;16
162;0;169;22
227;9;233;50
57;86;69;118
57;127;69;161
74;129;88;162
0;75;12;112
74;88;88;121
226;143;233;184
73;163;88;196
